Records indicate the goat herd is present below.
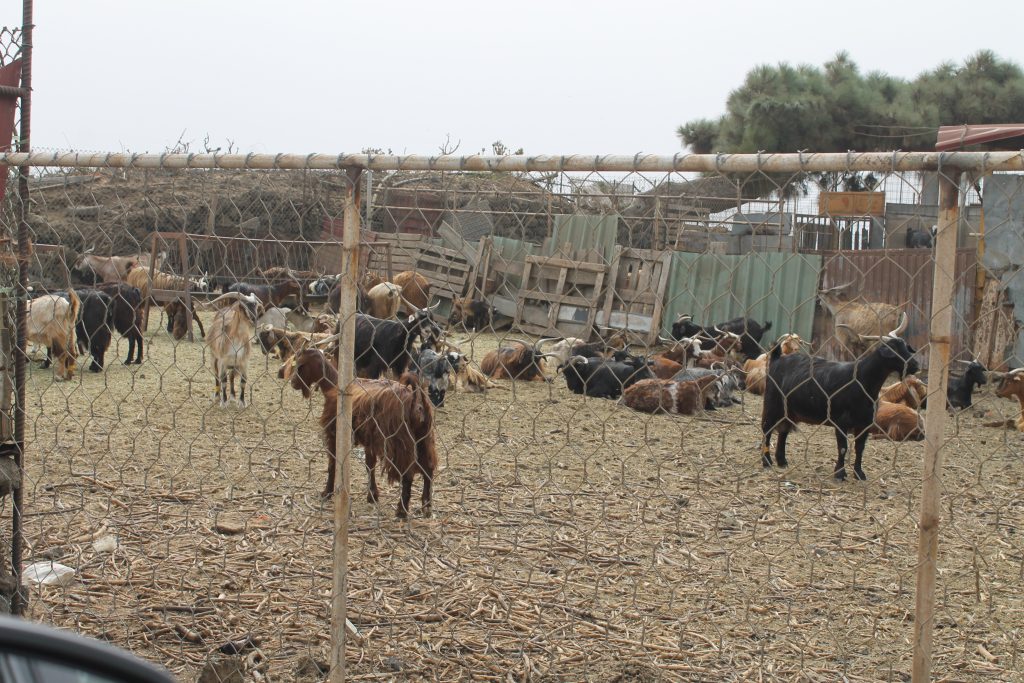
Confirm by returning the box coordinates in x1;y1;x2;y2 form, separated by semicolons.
22;250;1018;519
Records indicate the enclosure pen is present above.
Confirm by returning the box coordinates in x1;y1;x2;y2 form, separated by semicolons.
0;148;1022;682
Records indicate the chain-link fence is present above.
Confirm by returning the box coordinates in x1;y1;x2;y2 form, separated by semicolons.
1;151;1023;681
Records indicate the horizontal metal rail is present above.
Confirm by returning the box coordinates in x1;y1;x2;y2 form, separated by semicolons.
0;151;1022;173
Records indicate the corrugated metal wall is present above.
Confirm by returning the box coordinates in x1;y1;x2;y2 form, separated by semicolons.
546;215;618;263
661;252;824;342
816;248;978;368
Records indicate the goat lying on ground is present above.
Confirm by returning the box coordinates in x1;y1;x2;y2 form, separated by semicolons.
621;375;719;415
481;338;560;381
984;369;1024;431
290;348;438;516
761;312;918;481
878;375;929;409
743;334;806;395
868;401;925;441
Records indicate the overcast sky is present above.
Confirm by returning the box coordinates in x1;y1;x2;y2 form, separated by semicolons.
27;1;1024;157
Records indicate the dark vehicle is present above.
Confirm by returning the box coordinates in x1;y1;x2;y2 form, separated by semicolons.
0;615;175;683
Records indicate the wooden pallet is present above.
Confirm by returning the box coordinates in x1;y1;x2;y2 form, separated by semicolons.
513;252;607;339
599;246;672;345
415;242;472;310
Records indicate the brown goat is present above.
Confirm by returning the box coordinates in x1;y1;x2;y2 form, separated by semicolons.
290;348;438;516
163;300;208;340
819;283;903;358
878;375;929;409
621;375;719;415
27;290;82;381
393;271;431;314
650;356;683;379
868;401;925;441
480;338;558;381
985;369;1024;431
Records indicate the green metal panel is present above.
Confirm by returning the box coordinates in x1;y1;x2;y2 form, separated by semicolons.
546;214;618;263
661;251;824;341
489;236;537;290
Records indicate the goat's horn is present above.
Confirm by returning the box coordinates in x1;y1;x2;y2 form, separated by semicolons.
675;314;692;322
888;312;909;337
1008;368;1024;376
534;337;559;350
426;300;441;311
313;332;341;347
439;340;462;353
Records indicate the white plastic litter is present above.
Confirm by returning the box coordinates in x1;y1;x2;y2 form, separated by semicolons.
22;561;76;587
92;535;118;554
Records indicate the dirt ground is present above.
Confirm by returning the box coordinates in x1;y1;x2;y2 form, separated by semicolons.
8;316;1024;682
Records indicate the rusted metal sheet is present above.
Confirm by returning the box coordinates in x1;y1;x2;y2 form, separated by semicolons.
815;248;978;368
818;191;885;217
0;59;21;203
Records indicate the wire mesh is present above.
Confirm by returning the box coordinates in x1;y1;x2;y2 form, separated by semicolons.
0;154;1021;681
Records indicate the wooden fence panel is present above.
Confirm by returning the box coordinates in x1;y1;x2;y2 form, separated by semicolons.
514;254;607;339
599;246;672;345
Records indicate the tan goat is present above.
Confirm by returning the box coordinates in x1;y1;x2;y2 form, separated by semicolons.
878;375;929;409
206;292;264;407
818;282;902;358
27;290;82;381
743;333;806;395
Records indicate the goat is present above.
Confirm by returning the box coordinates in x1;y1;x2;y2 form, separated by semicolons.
263;326;336;367
309;274;340;296
74;289;114;373
761;312;918;481
354;305;443;379
449;297;495;331
655;337;705;367
27;290;82;380
713;317;774;360
621;375;719;415
743;334;806;395
818;282;902;358
878;375;929;410
672;366;743;409
947;360;987;410
560;355;653;399
868;401;925;441
984;369;1024;431
163;300;208;340
72;248;167;284
225;278;301;309
93;282;144;364
481;338;560;381
290;348;437;516
326;281;374;316
206;292;264;407
412;347;454;406
365;282;403;319
393;271;431;314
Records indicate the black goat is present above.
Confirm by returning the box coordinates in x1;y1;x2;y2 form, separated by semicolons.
761;313;919;481
715;317;773;360
93;282;144;364
672;314;771;360
561;355;653;399
947;360;987;410
354;306;442;379
74;289;114;372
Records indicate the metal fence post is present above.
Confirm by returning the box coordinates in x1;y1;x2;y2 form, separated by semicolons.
330;166;361;682
912;169;961;683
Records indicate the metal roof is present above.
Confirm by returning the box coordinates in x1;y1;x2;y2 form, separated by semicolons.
935;123;1024;151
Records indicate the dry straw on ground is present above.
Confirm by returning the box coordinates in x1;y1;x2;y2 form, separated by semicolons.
9;321;1023;680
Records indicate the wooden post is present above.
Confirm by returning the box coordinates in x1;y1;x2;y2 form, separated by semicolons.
177;234;194;342
330;166;361;683
912;171;960;683
142;234;160;332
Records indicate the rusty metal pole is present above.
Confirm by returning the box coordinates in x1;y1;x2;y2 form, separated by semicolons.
330;166;360;682
912;170;960;683
11;0;33;617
